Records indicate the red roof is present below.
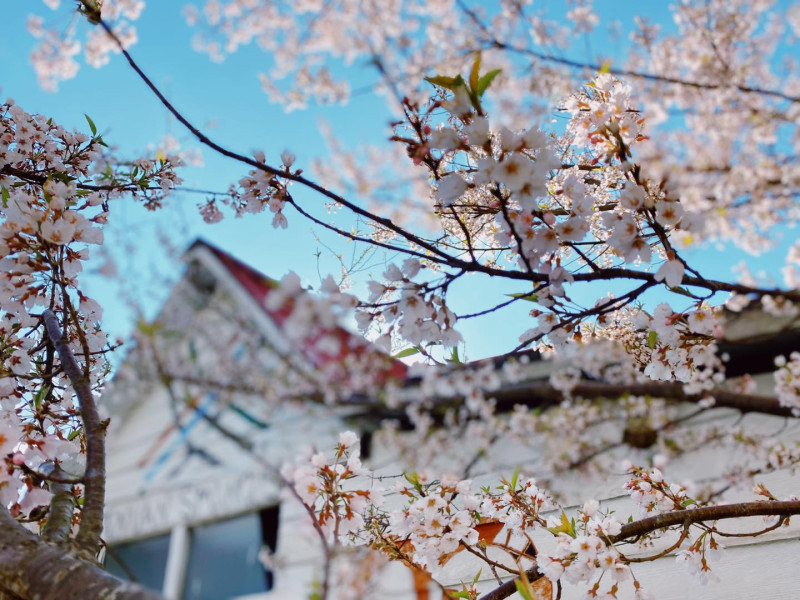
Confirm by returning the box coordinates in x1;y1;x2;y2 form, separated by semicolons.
192;240;407;384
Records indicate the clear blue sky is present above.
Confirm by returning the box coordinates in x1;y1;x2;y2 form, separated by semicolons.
1;2;794;361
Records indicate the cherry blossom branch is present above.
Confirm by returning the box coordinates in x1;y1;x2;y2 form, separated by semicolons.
567;408;708;470
456;0;800;104
488;380;794;419
26;19;800;313
0;164;232;198
702;516;788;538
41;309;106;557
83;8;457;264
86;5;800;308
361;379;792;421
480;501;800;600
284;195;440;264
610;500;800;543
619;527;690;563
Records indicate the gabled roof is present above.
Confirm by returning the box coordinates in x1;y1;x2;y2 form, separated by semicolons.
188;239;408;382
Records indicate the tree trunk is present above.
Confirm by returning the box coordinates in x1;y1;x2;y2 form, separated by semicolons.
0;508;163;600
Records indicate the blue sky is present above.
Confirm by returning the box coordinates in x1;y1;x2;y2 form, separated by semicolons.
1;2;795;361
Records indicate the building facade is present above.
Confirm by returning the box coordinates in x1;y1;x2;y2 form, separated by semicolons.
101;241;800;599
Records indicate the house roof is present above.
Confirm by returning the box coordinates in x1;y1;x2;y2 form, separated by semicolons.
187;239;408;382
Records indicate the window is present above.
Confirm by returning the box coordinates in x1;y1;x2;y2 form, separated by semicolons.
105;532;171;592
182;507;279;600
104;506;279;599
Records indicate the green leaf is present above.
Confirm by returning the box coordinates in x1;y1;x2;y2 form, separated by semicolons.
1;186;9;208
599;59;612;74
647;330;658;349
393;347;420;358
510;467;521;490
547;511;577;538
425;74;466;92
670;286;695;298
136;319;163;336
469;52;482;91
681;498;697;507
33;385;50;409
50;172;75;184
84;114;97;136
449;346;461;364
472;568;482;585
403;471;425;493
475;69;502;97
507;292;538;303
68;428;82;441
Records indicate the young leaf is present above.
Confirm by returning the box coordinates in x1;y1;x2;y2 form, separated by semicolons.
393;346;420;358
510;467;521;490
547;511;577;537
475;69;502;97
425;75;464;92
670;286;695;298
469;52;482;91
33;385;50;409
507;292;539;303
449;346;461;364
1;186;9;208
647;330;658;349
84;114;97;136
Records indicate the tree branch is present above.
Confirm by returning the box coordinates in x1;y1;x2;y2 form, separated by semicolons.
611;500;800;543
479;500;800;600
39;463;75;545
456;0;800;104
478;566;543;600
41;309;106;558
488;380;794;419
0;507;162;600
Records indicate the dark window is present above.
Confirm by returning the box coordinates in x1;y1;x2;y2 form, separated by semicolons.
182;506;279;600
105;532;171;592
360;429;373;460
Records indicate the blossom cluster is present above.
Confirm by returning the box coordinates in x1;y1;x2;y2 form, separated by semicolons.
281;431;380;539
380;473;480;573
0;98;179;521
361;259;462;350
624;466;691;515
28;0;144;91
288;443;681;599
198;150;296;227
